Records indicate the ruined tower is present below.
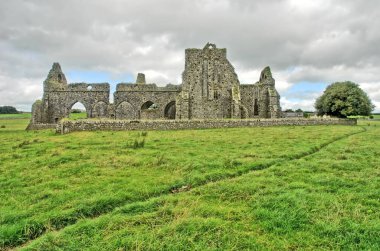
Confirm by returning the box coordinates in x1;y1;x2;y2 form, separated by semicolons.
136;73;146;85
240;66;282;119
176;43;242;119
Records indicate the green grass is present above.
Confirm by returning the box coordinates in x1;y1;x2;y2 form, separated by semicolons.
348;114;380;120
68;112;87;120
0;117;379;250
0;113;31;119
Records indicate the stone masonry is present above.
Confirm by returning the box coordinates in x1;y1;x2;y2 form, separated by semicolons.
57;118;357;134
28;43;282;129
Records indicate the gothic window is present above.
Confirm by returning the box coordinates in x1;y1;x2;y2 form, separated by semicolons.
214;90;221;100
254;98;259;115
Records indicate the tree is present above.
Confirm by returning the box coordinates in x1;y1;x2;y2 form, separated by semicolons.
315;81;374;118
0;106;19;114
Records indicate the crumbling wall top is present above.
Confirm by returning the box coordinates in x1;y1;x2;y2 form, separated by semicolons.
260;66;273;81
67;83;110;92
116;83;181;92
43;62;68;92
136;73;146;85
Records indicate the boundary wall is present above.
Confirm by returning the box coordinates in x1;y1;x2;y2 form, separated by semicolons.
55;118;357;134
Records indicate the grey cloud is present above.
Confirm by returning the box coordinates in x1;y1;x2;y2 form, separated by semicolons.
0;0;379;111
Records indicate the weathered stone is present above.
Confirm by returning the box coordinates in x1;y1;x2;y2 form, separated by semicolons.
28;43;283;129
56;118;357;134
136;73;146;85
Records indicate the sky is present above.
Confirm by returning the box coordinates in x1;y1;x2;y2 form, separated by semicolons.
1;0;379;112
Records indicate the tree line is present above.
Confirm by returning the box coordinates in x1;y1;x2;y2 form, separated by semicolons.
0;106;19;114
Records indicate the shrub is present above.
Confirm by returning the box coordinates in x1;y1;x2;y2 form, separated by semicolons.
125;138;146;149
140;131;148;137
0;125;5;128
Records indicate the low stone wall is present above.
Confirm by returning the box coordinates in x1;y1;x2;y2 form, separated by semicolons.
26;123;57;130
56;118;357;134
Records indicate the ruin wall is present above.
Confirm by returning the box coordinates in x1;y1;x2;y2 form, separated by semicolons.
56;118;357;134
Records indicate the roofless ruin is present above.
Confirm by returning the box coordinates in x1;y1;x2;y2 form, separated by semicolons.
28;43;282;129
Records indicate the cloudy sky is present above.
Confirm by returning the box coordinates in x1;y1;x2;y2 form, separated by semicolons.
1;0;379;112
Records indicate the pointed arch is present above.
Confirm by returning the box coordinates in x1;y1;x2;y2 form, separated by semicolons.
141;101;156;110
253;98;259;116
140;101;158;120
93;101;108;118
164;101;176;119
68;101;88;119
116;101;138;120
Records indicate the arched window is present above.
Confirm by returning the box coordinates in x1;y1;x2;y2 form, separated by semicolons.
254;99;259;116
214;90;220;100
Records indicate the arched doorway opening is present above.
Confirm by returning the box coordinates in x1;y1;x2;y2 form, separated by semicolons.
69;102;88;119
141;101;156;110
164;101;176;119
141;101;158;120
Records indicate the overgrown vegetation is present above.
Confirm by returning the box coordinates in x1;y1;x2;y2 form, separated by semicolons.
0;117;379;250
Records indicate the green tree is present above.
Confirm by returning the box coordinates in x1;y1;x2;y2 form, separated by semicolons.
315;81;374;118
0;106;19;114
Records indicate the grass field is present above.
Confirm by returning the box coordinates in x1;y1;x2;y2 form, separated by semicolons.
0;116;379;250
0;113;31;120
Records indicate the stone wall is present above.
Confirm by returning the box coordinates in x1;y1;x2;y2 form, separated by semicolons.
114;83;181;120
56;118;357;134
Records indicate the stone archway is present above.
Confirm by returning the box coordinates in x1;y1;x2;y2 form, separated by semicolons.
140;101;159;120
92;101;108;118
116;101;137;120
68;101;88;119
164;101;176;119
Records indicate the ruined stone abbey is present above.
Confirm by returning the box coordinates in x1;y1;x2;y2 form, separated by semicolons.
29;43;282;127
